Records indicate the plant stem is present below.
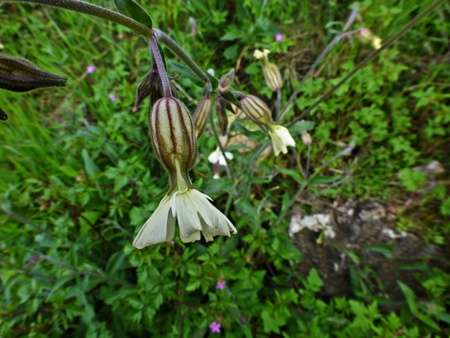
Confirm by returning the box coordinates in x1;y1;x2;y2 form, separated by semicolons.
153;29;209;84
149;36;172;97
1;0;152;38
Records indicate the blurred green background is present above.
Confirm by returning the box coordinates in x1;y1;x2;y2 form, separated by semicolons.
0;0;449;336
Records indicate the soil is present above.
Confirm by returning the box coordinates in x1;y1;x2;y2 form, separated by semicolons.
290;198;448;308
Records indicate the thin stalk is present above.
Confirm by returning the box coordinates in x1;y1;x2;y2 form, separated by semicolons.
1;0;152;38
208;112;234;181
153;29;209;84
288;0;446;127
149;36;172;97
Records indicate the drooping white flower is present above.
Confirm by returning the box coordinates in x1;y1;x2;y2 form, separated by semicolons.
268;125;296;156
133;158;237;248
208;147;234;166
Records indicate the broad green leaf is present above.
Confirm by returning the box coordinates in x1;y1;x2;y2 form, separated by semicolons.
276;166;304;184
113;0;153;29
290;120;315;135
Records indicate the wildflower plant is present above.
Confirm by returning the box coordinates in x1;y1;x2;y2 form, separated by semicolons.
0;0;448;336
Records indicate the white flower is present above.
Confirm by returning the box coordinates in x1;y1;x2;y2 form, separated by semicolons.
133;158;237;248
208;147;234;166
371;36;382;50
324;226;336;239
268;125;296;156
253;49;270;59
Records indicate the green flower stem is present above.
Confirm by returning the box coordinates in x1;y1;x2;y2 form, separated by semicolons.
153;29;209;84
0;0;152;38
288;0;446;127
149;37;172;97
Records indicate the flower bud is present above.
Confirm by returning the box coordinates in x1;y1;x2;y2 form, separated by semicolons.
240;94;273;127
219;69;234;93
149;97;197;190
0;107;7;121
301;132;312;146
193;95;212;138
135;69;160;108
216;98;228;136
263;62;283;91
0;54;67;92
356;28;375;44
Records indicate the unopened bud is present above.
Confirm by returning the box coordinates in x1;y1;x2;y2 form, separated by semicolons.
263;62;283;91
135;69;160;108
301;132;312;145
189;17;198;37
193;95;212;138
240;94;273;127
0;107;7;121
219;69;234;93
356;28;375;44
0;54;67;92
149;97;197;190
216;98;228;136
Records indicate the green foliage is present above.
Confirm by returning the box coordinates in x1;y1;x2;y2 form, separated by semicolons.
1;0;449;337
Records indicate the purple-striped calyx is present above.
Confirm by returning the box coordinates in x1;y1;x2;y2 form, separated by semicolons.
149;97;197;191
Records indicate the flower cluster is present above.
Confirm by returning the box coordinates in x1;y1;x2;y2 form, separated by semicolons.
133;39;296;248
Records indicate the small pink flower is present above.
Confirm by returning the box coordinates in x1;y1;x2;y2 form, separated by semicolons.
109;93;116;101
209;321;221;333
86;65;96;73
275;33;283;42
216;281;225;290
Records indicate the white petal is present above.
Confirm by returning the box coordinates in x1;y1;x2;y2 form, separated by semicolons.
132;195;174;248
269;125;296;156
176;190;202;241
208;149;220;164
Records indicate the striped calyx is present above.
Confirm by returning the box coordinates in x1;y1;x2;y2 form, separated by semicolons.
0;54;67;92
216;98;228;136
193;95;212;138
263;62;283;91
240;94;273;127
149;97;197;191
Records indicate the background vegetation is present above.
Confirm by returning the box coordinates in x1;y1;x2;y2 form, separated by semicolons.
0;0;449;336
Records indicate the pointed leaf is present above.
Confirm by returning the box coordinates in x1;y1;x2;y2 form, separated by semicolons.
113;0;153;29
168;61;204;87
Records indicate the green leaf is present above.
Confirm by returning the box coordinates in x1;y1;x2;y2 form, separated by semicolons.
290;120;315;135
363;244;395;259
276;166;304;184
81;149;99;177
397;281;418;315
168;61;204;87
204;71;219;91
398;168;426;192
304;268;323;293
309;175;340;185
113;0;153;29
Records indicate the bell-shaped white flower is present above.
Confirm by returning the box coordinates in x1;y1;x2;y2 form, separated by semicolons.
268;124;296;156
133;159;237;248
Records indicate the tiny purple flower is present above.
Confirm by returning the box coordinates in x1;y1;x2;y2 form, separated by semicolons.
109;93;116;101
209;321;221;333
275;33;283;42
86;65;96;74
216;281;225;290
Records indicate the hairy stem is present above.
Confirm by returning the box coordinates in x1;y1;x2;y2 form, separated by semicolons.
153;29;209;84
0;0;152;38
149;37;172;97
